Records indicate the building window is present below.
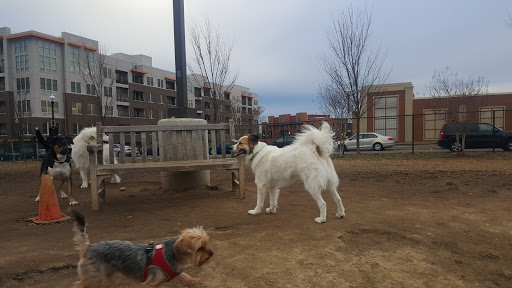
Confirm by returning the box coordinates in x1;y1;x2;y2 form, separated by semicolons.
103;67;112;79
224;92;230;100
204;102;211;110
167;96;176;105
204;88;211;97
0;123;7;135
147;77;154;86
133;91;144;102
134;108;145;118
38;41;56;56
72;102;82;114
73;123;84;135
42;122;60;135
166;80;176;90
17;100;31;114
148;93;154;103
41;100;59;116
71;81;81;93
40;78;57;95
194;87;202;98
86;84;96;95
159;95;164;104
16;77;30;95
148;109;155;119
39;55;56;73
132;74;144;84
480;107;505;130
0;101;5;114
374;96;398;139
16;54;29;72
87;103;97;115
15;40;28;54
104;86;112;97
423;109;446;140
117;106;130;117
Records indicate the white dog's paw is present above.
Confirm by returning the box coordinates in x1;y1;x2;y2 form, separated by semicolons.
248;209;261;215
68;200;79;206
314;217;326;224
60;191;68;199
111;175;121;183
80;183;88;189
35;196;40;202
336;212;345;218
266;207;277;214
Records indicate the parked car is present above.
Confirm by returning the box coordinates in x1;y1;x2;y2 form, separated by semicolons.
38;148;47;158
437;122;512;152
337;133;395;151
147;144;160;156
268;136;296;148
113;144;138;157
209;143;232;155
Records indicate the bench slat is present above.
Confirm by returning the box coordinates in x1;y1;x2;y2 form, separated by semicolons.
102;124;229;133
97;158;239;172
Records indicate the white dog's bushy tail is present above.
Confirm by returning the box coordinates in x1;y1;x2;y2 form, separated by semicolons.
295;121;334;157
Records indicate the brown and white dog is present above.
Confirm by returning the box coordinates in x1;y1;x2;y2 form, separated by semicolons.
72;210;213;287
232;122;345;223
35;128;77;205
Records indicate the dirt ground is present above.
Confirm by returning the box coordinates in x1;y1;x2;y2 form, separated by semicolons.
0;153;511;288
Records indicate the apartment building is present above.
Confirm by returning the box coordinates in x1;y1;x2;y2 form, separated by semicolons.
0;27;258;137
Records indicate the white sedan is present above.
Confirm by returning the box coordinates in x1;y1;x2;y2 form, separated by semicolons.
336;133;395;151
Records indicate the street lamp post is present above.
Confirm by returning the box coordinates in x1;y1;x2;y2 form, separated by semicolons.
49;94;58;136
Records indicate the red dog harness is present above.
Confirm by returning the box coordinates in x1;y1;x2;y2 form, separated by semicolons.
144;243;180;281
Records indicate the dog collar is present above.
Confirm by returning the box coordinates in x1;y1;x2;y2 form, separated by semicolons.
144;243;180;281
249;151;260;162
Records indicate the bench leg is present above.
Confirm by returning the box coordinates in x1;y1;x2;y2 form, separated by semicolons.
238;163;245;200
232;170;239;196
89;152;99;210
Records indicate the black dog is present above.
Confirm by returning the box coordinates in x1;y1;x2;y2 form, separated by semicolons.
36;128;78;205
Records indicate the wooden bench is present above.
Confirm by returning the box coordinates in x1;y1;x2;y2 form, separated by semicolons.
87;120;245;210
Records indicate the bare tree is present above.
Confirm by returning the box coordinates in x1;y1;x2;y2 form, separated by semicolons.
426;67;488;153
75;45;116;125
187;17;239;123
12;77;33;137
317;83;349;155
229;94;243;135
319;5;389;152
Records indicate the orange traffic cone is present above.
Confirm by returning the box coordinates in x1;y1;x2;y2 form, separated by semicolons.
30;174;70;224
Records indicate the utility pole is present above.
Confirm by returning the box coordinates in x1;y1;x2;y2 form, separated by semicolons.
170;0;197;118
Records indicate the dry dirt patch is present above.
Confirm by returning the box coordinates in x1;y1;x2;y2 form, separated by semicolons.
0;153;511;287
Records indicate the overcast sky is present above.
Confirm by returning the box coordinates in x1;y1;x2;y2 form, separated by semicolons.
3;0;512;119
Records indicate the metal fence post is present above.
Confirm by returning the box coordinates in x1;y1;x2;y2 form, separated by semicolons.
411;114;415;154
492;110;496;152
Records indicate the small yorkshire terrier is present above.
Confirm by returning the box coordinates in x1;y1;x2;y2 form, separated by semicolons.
71;210;213;287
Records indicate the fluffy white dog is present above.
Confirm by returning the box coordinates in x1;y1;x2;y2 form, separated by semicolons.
232;121;345;223
72;127;121;188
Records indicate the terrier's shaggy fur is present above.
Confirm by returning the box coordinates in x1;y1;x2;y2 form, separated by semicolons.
72;210;213;287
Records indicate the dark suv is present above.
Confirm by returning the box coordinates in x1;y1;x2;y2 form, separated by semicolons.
269;136;296;148
437;122;512;152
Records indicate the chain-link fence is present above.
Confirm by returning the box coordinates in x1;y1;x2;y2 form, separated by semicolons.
235;109;512;153
0;136;39;161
